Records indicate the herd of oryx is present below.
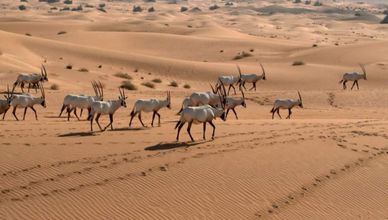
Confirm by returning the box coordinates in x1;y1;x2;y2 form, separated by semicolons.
0;63;368;141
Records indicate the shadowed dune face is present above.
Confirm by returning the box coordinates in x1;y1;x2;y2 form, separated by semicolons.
0;0;388;219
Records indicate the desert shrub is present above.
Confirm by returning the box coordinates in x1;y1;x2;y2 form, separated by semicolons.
313;1;322;6
152;78;162;83
169;81;178;87
180;6;188;12
114;72;132;80
47;0;60;3
19;5;27;10
312;44;318;47
209;5;219;10
20;0;28;2
121;80;137;90
225;2;233;6
183;84;191;89
25;33;32;36
66;64;72;69
142;82;155;89
292;61;305;66
133;6;142;12
78;68;89;72
50;83;59;90
99;3;105;8
63;0;72;4
57;31;67;35
293;0;301;3
60;7;70;11
148;7;155;12
233;51;252;60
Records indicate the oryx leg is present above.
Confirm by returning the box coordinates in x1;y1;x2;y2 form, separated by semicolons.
176;121;185;141
73;108;80;121
276;108;282;119
156;112;161;126
23;107;28;120
351;81;357;90
80;108;83;117
225;109;230;119
232;108;238;119
343;80;347;90
12;106;19;121
231;85;237;95
2;108;9;120
286;109;292;119
67;107;72;121
95;113;103;131
203;122;206;140
129;111;137;127
355;80;359;90
59;104;66;117
151;111;156;127
89;114;94;131
249;83;256;91
103;114;114;131
187;121;194;142
30;106;38;120
138;112;145;127
208;121;216;139
20;82;25;93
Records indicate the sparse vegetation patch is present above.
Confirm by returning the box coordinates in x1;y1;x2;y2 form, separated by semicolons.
114;72;133;80
121;80;137;90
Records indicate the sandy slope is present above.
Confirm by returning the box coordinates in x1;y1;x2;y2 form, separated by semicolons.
0;0;388;219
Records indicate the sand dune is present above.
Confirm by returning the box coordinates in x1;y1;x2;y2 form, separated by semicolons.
0;0;388;219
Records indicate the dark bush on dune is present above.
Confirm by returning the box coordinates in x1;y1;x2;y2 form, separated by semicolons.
121;81;137;90
148;7;155;12
313;1;323;6
180;6;188;12
63;0;72;4
19;5;27;10
209;5;219;10
72;5;82;11
133;6;143;12
20;0;28;2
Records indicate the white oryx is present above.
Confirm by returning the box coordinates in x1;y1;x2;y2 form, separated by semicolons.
0;85;15;120
177;84;224;114
175;103;226;142
129;91;171;127
88;88;127;132
215;67;241;95
58;81;104;121
224;88;246;120
13;64;48;93
339;64;367;90
7;83;46;121
270;91;303;119
238;63;266;91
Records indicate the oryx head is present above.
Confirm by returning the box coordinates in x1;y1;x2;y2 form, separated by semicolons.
215;81;227;121
166;91;171;109
5;85;15;105
359;64;367;80
118;87;128;107
240;87;247;108
297;91;303;108
39;83;47;108
40;64;48;82
259;62;266;80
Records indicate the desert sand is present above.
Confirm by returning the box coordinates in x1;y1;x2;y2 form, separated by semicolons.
0;0;388;219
